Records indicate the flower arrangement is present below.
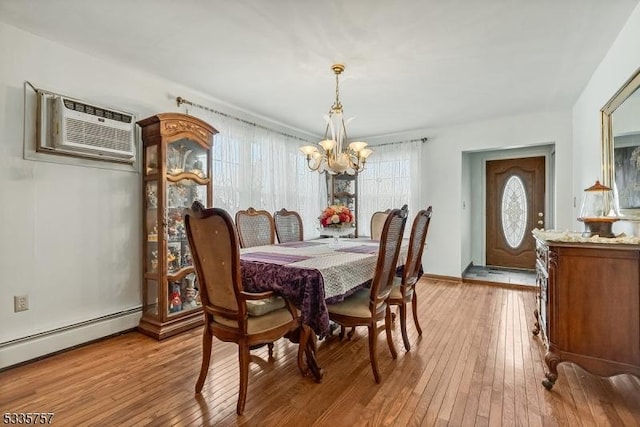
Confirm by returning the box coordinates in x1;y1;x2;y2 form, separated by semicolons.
320;204;354;228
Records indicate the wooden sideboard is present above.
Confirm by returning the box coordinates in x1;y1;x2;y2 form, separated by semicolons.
533;237;640;389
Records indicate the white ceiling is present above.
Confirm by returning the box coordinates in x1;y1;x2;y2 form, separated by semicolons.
1;0;638;139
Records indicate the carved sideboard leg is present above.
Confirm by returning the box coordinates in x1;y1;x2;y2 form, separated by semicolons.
532;308;540;336
542;350;560;390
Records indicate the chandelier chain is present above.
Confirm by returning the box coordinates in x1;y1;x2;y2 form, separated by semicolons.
333;72;342;113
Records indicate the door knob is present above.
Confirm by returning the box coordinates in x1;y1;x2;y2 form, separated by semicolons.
538;212;544;217
537;220;544;226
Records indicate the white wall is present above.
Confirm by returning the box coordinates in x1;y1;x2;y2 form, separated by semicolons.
460;152;472;271
0;22;311;368
573;3;640;235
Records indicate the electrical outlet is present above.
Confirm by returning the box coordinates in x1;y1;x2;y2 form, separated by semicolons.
14;295;29;312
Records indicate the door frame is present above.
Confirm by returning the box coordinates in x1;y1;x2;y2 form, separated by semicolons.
476;145;555;267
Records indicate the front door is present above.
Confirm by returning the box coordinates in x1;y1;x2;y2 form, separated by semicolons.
486;156;545;269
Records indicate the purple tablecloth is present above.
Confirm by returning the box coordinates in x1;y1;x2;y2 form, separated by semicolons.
239;239;397;338
241;260;332;337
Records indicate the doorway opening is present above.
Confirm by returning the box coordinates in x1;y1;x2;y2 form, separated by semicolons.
461;145;555;286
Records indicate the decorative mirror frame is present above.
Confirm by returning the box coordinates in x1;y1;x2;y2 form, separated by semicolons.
601;66;640;218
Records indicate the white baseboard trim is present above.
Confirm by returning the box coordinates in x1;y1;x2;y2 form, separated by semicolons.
0;308;142;370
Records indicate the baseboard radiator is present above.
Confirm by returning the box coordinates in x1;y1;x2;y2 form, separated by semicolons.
0;307;142;370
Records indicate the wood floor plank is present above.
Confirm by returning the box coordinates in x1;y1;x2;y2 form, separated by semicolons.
447;282;496;426
461;283;504;427
515;290;543;427
1;279;638;426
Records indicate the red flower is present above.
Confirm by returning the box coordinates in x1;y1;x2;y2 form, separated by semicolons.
320;205;353;227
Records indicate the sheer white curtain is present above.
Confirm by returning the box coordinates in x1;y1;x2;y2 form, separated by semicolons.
196;112;326;238
358;141;423;236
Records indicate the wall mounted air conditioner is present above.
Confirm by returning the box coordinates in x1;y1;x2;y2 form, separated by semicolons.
51;95;136;161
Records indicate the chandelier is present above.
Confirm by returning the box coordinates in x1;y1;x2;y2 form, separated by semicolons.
299;64;373;175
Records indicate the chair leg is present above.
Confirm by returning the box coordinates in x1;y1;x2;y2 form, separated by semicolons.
412;293;423;336
237;342;250;415
297;326;310;375
347;326;356;340
368;323;381;383
195;329;213;393
268;343;274;358
400;302;411;351
385;306;398;359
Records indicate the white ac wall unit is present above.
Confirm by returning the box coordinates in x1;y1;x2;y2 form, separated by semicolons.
51;95;136;160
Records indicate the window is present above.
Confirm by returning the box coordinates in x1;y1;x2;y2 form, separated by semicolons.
501;175;527;248
358;141;423;235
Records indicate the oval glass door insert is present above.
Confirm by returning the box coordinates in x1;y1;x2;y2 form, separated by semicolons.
501;175;527;248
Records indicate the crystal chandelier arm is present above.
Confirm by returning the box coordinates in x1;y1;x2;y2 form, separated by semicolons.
299;145;325;172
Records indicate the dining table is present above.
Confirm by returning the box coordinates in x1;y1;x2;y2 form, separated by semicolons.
239;237;408;381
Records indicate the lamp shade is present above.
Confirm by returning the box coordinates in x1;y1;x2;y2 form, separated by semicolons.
299;145;319;156
348;141;368;152
319;139;337;152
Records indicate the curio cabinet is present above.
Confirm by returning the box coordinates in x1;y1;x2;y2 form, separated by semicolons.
137;113;217;339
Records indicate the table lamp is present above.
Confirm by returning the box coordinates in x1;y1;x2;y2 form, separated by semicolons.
577;180;619;238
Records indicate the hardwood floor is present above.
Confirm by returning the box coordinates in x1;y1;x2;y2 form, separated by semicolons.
1;279;639;426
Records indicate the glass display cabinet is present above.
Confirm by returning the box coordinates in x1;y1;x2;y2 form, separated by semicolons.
137;113;218;339
327;174;359;237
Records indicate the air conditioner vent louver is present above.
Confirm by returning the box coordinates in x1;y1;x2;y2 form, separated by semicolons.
52;95;136;160
64;117;132;152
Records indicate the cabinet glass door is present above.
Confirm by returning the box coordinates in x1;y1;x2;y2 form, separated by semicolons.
166;139;209;179
165;179;206;317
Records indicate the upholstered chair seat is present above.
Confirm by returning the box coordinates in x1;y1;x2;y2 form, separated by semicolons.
389;277;415;300
327;288;387;319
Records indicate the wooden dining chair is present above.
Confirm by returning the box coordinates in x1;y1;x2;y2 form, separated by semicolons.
273;208;303;243
327;208;408;383
185;206;301;415
387;206;432;351
370;209;391;240
235;207;276;248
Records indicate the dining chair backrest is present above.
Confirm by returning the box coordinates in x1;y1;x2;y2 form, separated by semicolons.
370;209;391;240
235;207;276;248
273;208;303;243
370;208;408;311
186;206;244;323
402;207;433;292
